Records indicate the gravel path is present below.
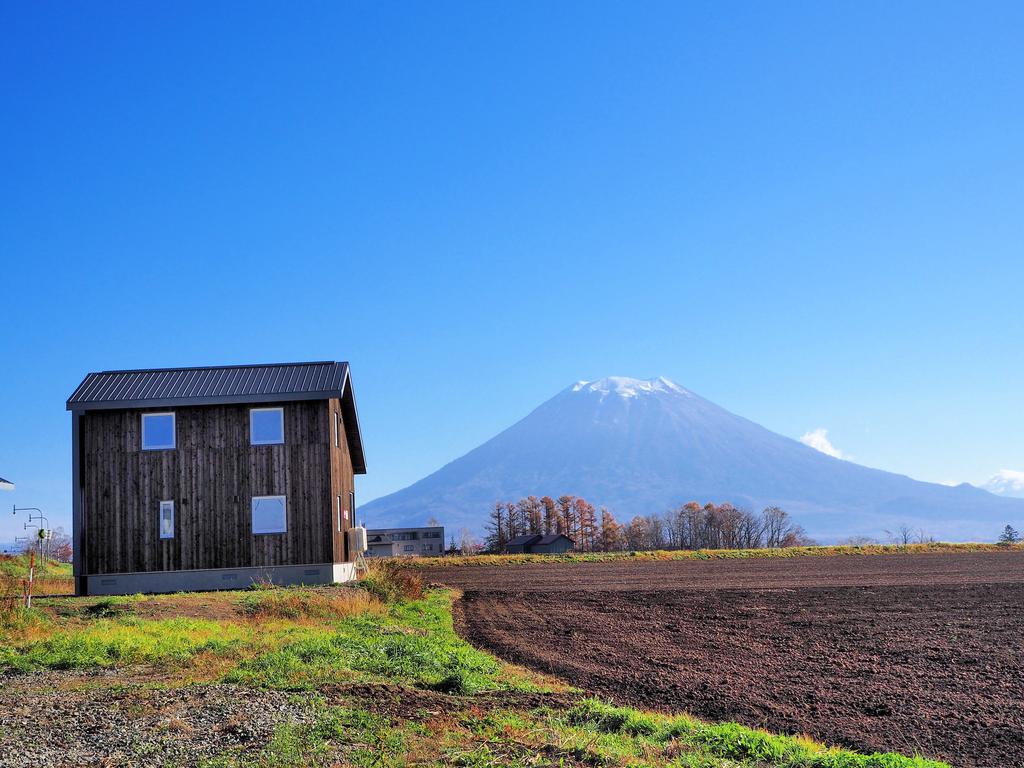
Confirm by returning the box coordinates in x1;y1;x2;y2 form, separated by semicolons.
0;671;314;767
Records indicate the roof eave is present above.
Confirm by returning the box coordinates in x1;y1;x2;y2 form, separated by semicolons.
66;389;346;412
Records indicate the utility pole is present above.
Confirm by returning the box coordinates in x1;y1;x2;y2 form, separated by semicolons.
13;506;49;562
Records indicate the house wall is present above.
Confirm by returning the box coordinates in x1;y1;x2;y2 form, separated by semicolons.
327;397;356;563
79;400;339;575
364;527;445;557
531;540;573;554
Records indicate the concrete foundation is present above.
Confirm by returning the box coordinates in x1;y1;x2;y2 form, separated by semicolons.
84;562;358;596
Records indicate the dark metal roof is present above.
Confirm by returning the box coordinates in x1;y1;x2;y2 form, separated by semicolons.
537;534;573;545
67;361;366;473
68;361;346;409
506;534;543;547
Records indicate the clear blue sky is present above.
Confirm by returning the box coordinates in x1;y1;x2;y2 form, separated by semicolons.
2;2;1023;541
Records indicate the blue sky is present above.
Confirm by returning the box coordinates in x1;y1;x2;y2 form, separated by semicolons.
2;2;1023;541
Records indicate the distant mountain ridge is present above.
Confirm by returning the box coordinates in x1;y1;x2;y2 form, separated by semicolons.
360;377;1024;542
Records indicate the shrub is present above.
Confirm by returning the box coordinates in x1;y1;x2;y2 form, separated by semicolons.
360;560;424;603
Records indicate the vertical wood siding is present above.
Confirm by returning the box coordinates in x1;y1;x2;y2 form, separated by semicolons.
328;398;356;563
81;400;340;575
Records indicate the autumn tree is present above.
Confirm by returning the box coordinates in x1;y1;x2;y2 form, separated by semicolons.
574;497;597;551
522;495;544;533
558;495;576;540
506;502;522;538
597;508;626;551
540;496;558;534
625;516;650;550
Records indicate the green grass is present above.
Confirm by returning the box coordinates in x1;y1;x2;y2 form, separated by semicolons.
198;698;949;768
409;541;1020;567
561;699;946;767
0;616;254;670
226;590;529;694
0;553;73;579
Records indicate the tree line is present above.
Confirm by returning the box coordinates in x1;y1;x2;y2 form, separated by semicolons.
484;495;815;552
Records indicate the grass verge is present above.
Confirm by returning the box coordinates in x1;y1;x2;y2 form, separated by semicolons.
199;695;949;768
408;541;1022;567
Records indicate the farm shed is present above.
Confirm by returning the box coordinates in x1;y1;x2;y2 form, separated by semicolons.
67;361;366;596
504;534;574;555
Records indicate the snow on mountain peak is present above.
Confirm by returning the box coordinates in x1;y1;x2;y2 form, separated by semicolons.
571;376;691;399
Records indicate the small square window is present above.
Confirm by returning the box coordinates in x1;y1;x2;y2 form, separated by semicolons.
142;413;175;450
250;408;284;445
159;500;174;539
252;495;287;534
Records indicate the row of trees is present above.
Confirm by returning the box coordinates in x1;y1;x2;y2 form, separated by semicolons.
484;496;815;552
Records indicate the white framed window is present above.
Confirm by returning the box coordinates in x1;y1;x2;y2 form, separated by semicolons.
159;500;175;539
250;407;284;445
142;413;175;450
252;495;287;535
336;495;343;533
334;412;341;448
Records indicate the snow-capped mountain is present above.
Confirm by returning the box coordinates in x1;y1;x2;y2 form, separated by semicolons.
982;470;1024;499
360;377;1024;542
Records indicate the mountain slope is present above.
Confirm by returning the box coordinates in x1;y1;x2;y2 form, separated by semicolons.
982;470;1024;499
360;377;1024;541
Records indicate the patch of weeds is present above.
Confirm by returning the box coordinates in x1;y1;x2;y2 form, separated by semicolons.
200;706;406;768
227;592;512;693
85;597;130;618
359;560;424;603
239;585;381;622
564;699;950;768
0;617;253;671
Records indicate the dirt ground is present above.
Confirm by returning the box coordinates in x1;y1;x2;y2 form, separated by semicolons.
424;551;1024;768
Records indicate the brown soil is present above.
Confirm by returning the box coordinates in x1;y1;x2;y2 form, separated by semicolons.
425;551;1024;768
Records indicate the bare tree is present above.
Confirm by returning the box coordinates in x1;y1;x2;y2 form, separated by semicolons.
484;502;508;552
884;524;914;545
839;535;879;546
458;527;480;554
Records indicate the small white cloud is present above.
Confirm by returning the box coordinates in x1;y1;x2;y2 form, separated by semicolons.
982;469;1024;498
800;428;844;459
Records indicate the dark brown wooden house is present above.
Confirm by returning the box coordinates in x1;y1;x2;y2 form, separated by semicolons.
67;361;366;595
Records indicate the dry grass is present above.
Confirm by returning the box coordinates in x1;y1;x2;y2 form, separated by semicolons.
240;585;384;622
361;560;425;602
408;541;1023;568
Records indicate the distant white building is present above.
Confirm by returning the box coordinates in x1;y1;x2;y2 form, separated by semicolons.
365;526;445;557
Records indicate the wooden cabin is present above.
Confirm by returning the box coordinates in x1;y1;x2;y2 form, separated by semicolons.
67;361;366;596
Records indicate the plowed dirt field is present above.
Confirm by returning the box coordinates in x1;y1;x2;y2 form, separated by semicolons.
424;552;1024;768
